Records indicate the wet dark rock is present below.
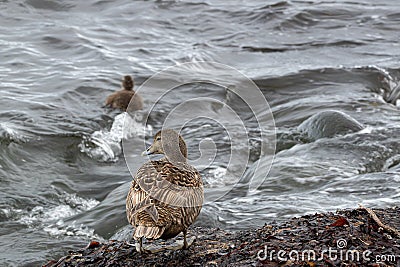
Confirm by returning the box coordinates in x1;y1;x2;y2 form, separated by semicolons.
298;110;364;140
44;207;400;267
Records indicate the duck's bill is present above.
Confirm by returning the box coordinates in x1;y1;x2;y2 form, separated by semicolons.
141;147;154;156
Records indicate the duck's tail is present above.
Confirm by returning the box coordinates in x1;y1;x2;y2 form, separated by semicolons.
134;226;165;240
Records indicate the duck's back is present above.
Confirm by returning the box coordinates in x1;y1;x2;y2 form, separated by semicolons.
105;90;133;110
126;160;203;240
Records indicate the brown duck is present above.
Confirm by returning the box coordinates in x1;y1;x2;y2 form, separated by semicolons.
105;75;143;112
126;129;204;253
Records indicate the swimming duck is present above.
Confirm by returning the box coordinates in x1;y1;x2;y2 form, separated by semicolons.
126;129;204;253
105;75;143;112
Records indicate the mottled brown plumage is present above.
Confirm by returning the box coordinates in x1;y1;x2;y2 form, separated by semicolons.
105;75;143;112
126;129;204;253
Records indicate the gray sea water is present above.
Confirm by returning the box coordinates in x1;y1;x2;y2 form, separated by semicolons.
1;0;400;265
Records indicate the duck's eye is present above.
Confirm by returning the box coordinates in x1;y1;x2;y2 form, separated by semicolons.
156;136;161;141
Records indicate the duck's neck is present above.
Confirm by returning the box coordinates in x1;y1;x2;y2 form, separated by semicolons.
165;138;188;163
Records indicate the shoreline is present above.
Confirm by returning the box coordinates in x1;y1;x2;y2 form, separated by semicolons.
44;206;400;266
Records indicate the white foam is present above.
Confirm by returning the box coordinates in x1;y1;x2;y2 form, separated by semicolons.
205;166;227;187
79;112;152;162
43;221;99;239
358;126;373;134
15;192;100;239
0;122;29;143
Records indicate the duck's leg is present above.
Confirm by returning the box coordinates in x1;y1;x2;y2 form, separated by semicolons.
183;230;196;250
134;237;143;253
183;229;189;249
133;237;150;253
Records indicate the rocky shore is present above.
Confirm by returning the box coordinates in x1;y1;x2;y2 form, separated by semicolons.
44;206;400;267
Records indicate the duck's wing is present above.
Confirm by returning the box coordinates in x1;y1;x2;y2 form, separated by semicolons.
126;161;162;225
105;92;117;107
126;180;153;225
155;162;204;209
126;161;203;219
158;162;204;230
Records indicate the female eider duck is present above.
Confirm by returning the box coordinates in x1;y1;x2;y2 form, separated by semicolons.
105;75;143;112
126;129;204;253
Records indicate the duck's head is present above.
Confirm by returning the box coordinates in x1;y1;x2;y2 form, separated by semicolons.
142;129;187;162
122;75;134;91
